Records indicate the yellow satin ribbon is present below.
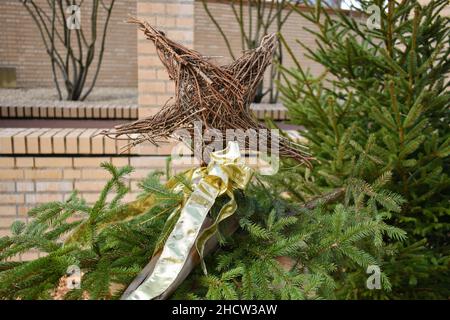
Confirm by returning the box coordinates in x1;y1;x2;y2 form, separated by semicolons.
126;141;252;300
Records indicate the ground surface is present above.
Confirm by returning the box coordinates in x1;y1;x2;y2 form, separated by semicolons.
0;88;137;106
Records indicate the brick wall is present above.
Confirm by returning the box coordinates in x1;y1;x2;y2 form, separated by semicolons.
0;0;137;88
0;154;176;260
136;0;194;118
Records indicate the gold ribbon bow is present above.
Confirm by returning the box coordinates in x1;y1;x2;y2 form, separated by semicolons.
126;141;252;300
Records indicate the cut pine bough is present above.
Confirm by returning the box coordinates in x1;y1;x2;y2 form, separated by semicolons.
121;188;344;300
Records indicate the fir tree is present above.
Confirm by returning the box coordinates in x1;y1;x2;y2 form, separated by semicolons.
277;0;449;298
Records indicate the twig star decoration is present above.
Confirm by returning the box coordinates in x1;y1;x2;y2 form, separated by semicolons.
102;17;311;165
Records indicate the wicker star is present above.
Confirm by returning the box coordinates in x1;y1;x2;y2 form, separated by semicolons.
102;18;311;165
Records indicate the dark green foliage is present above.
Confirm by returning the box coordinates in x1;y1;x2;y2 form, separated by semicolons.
0;161;405;299
0;164;178;299
174;169;406;300
278;0;449;298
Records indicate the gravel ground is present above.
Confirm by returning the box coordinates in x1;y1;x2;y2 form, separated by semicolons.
0;87;138;106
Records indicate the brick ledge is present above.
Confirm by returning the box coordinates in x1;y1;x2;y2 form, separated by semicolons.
0;127;302;156
0;128;177;156
0;102;288;121
0;103;138;120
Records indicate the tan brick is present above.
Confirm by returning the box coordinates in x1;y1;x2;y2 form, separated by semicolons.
53;129;73;154
79;193;99;204
81;169;111;179
138;94;158;107
107;106;116;119
35;181;73;192
40;129;61;154
139;81;167;94
47;106;55;118
27;129;49;154
157;94;174;105
31;105;40;117
93;105;101;118
73;157;109;168
176;17;194;28
138;2;165;14
78;106;86;118
0;216;21;229
16;106;24;117
111;157;129;167
41;106;48;118
70;106;78;118
168;30;193;43
0;229;11;238
122;105;131;118
62;169;82;179
138;55;164;68
130;169;153;179
62;106;71;118
115;107;122;119
0;169;24;180
78;129;97;154
166;3;193;15
131;142;159;155
26;193;63;204
15;157;34;168
91;130;105;154
16;182;34;192
18;205;33;217
8;106;17;117
35;157;72;168
117;138;131;155
0;205;17;216
104;136;117;154
0;128;23;154
0;182;15;192
0;194;25;204
0;157;14;167
54;107;63;118
12;128;35;154
85;105;93;118
158;139;178;155
100;105;109;119
66;129;83;154
0;106;8;117
166;81;175;93
138;106;160;118
156;68;170;80
139;68;157;80
24;169;62;180
130;156;167;168
156;16;176;28
130;106;138;118
24;106;32;117
75;181;107;192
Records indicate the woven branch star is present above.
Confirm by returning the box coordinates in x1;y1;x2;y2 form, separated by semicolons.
102;18;311;165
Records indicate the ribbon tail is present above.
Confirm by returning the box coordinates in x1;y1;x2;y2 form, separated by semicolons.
195;189;238;275
125;179;220;300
